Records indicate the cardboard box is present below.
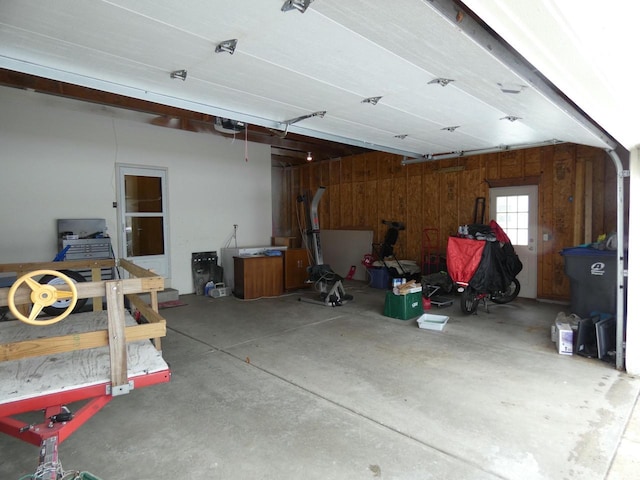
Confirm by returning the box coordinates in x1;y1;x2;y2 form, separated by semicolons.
557;322;573;355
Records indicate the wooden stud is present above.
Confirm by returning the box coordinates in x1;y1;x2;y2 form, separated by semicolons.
106;280;128;389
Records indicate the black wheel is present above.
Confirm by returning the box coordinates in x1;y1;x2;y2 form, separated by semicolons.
460;287;480;315
39;269;88;316
491;278;521;304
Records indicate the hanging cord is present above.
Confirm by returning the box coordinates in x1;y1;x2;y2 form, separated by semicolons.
223;224;239;248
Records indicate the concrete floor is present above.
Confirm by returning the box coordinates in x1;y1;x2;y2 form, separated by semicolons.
1;281;639;479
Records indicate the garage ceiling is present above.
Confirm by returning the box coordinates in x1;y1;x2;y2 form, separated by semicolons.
0;0;621;164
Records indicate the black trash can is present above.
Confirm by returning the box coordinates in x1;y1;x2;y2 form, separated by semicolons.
561;247;617;317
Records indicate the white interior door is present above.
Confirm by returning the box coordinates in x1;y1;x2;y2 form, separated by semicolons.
116;164;170;282
490;186;538;298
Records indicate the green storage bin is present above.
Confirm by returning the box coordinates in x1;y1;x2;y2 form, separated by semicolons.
383;291;423;320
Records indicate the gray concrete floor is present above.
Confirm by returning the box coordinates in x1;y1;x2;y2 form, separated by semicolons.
2;281;639;479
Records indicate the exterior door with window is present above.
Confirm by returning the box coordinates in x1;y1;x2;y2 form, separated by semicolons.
116;164;170;281
490;186;538;298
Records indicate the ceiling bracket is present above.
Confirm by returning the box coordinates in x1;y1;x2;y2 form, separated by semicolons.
428;78;455;87
215;39;238;55
361;96;382;105
169;70;187;81
281;0;313;13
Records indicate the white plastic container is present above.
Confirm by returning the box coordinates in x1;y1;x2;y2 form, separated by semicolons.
417;313;449;331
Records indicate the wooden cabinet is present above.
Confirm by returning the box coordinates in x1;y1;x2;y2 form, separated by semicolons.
233;256;283;299
284;248;311;290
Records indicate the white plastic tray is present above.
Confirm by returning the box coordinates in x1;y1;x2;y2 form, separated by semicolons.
417;313;449;331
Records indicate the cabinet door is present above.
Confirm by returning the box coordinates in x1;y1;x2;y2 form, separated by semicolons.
284;249;311;290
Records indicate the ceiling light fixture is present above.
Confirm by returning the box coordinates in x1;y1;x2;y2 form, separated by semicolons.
441;126;460;132
215;39;238;55
428;78;455;87
361;96;382;105
283;110;326;125
501;115;522;122
306;152;313;162
170;69;187;81
281;0;312;13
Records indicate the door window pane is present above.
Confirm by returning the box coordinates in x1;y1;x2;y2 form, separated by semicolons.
126;216;165;256
125;175;162;213
495;194;529;246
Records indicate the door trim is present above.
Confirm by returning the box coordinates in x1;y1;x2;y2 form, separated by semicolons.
490;185;538;299
115;163;170;281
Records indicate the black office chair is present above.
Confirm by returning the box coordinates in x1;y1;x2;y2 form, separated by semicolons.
373;220;408;278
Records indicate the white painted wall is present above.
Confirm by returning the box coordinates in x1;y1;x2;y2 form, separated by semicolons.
626;147;640;375
0;86;272;294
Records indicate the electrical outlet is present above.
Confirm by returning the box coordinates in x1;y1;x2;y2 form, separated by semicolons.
543;233;549;241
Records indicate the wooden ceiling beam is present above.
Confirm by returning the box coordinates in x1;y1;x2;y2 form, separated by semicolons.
0;68;371;165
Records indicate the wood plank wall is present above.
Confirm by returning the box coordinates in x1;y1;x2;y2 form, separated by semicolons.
276;143;616;300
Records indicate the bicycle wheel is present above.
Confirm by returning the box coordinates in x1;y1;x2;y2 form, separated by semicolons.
491;278;521;304
460;287;480;314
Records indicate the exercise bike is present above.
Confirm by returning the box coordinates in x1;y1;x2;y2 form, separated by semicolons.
298;186;353;307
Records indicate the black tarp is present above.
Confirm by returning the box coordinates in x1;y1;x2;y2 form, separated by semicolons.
468;241;522;293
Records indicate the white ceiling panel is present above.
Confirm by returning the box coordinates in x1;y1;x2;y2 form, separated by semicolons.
0;0;618;159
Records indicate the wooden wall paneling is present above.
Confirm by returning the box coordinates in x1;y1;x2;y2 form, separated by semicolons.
350;154;366;227
584;159;593;243
440;171;459;245
377;177;393;247
573;156;585;246
485;152;500;180
459;166;485;225
406;173;423;263
290;168;301;238
378;154;394;180
405;162;424;179
341;182;354;227
391;173;407;258
538;146;556;298
549;144;576;297
353;181;366;227
326;184;338;229
499;150;524;178
341;156;354;184
591;157;606;239
328;160;341;229
524;147;543;177
319;161;330;187
422;169;441;251
309;162;321;196
364;179;378;238
329;158;341;185
353;155;366;182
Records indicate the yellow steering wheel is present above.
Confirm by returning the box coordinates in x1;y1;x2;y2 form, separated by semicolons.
8;270;78;326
